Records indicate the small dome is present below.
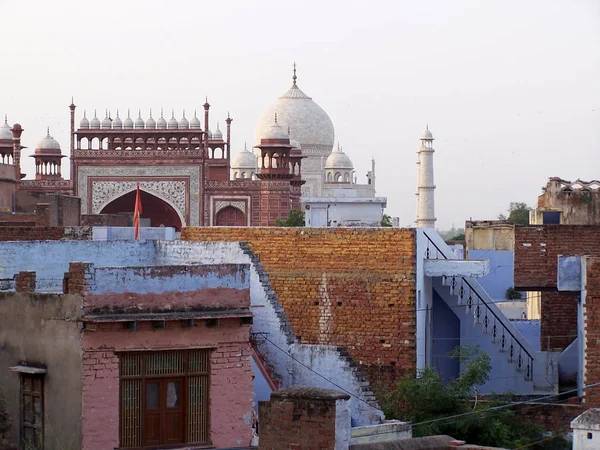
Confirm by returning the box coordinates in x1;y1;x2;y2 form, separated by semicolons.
124;110;134;129
146;111;156;129
135;110;145;129
90;111;101;129
213;122;223;140
206;129;213;139
179;111;190;129
36;128;61;152
168;110;178;129
325;144;354;170
190;110;202;129
102;110;112;129
421;125;434;140
261;114;289;141
157;109;167;129
113;111;123;129
79;111;90;129
0;117;12;141
231;143;258;169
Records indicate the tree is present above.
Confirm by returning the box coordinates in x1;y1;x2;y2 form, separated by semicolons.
499;202;531;225
380;346;569;449
275;210;305;227
381;214;393;227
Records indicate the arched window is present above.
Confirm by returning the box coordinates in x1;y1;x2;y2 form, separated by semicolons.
241;172;246;179
335;172;342;182
344;172;350;182
327;172;332;182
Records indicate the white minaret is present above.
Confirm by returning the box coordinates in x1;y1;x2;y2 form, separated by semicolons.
415;126;436;228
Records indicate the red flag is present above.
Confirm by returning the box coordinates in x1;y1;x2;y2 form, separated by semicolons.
133;184;143;239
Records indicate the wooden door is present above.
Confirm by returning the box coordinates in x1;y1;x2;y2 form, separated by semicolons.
215;206;246;226
143;378;184;447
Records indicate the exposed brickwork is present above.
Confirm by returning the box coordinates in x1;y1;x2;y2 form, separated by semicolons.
540;291;578;351
514;225;600;290
80;213;130;227
182;227;417;387
34;203;51;227
63;262;95;296
258;387;347;450
514;402;583;432
14;271;36;293
0;226;92;241
584;257;600;407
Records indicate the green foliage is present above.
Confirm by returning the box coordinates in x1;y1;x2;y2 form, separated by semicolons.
499;202;531;225
380;346;569;449
275;210;305;227
381;214;393;227
505;287;523;300
438;227;465;241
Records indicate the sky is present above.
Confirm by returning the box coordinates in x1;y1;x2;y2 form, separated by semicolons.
1;0;598;230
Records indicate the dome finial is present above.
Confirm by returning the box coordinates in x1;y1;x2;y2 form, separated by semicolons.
292;62;297;86
127;108;131;118
83;110;87;118
46;126;50;137
244;141;247;151
183;110;186;118
160;108;164;118
274;112;278;124
4;114;7;124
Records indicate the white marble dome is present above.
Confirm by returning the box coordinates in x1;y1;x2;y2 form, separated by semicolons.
261;115;289;141
325;145;354;170
90;111;101;129
135;111;145;129
254;71;334;155
36;129;61;151
231;144;258;169
79;111;90;129
0;119;12;141
179;112;190;129
146;111;156;129
190;111;202;129
168;111;179;129
421;125;434;140
124;110;134;129
213;123;223;140
113;111;123;129
102;111;112;129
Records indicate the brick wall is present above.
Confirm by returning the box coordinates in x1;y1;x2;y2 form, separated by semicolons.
0;226;92;241
514;403;582;432
81;213;131;227
81;320;253;449
584;257;600;407
258;387;349;450
514;225;600;290
540;291;578;351
182;227;417;387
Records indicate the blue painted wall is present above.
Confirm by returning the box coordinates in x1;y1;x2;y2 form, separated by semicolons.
432;289;460;383
468;250;514;302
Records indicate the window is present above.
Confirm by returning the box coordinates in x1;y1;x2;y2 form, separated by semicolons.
588;432;593;439
21;374;44;449
119;350;210;449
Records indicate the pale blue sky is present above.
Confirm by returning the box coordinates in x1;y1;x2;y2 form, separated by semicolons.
1;0;598;229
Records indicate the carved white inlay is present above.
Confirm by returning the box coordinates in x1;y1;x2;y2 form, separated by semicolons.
92;181;186;216
214;200;246;214
77;165;200;226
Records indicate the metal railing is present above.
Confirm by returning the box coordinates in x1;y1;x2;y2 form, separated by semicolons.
423;231;533;381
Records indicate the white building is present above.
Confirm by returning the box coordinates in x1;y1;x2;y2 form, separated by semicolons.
231;65;387;227
571;409;600;450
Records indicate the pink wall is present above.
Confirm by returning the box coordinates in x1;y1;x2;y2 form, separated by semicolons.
81;319;253;450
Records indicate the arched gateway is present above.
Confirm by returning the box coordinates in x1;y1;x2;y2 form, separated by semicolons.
101;190;183;231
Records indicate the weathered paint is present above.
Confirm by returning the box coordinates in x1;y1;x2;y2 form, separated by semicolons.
422;258;489;278
81;319;254;449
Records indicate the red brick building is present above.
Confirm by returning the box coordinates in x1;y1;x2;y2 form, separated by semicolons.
6;98;303;229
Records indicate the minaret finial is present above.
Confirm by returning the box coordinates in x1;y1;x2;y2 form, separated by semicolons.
288;125;291;134
227;111;230;119
292;62;297;85
244;141;247;151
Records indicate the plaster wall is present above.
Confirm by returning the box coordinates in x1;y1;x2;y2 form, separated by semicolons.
0;292;83;449
304;201;385;227
0;240;157;291
0;163;16;212
467;250;514;302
